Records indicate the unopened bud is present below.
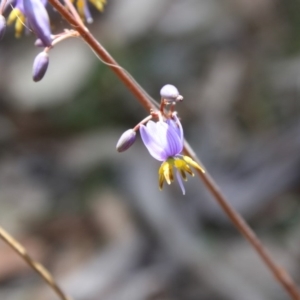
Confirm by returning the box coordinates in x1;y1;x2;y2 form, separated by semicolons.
0;15;6;41
32;52;49;82
160;84;183;102
116;129;136;152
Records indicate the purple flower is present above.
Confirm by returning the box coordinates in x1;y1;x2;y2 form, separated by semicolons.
23;0;51;46
140;115;204;195
7;0;51;45
140;115;183;161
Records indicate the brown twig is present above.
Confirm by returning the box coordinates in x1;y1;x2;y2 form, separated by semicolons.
0;226;71;300
46;1;300;299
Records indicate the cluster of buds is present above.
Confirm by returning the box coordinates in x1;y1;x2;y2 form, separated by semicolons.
0;0;106;81
116;84;205;195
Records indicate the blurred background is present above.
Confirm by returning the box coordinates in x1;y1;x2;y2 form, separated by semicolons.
0;0;300;299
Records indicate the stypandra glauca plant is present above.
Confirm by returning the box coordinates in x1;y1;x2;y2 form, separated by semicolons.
0;1;299;300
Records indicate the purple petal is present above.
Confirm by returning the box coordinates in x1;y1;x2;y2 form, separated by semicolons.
164;125;182;157
164;118;184;155
141;120;183;159
23;0;52;47
140;124;167;161
171;114;184;143
14;0;24;12
176;170;185;195
144;121;170;153
84;2;93;23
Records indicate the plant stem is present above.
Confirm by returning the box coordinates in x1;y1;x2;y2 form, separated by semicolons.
0;226;71;300
183;142;300;299
46;1;300;299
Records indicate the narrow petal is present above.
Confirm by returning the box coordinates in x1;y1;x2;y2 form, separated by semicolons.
176;170;185;195
84;1;93;23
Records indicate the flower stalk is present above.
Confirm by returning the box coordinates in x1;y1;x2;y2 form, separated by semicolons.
46;0;300;298
0;225;71;300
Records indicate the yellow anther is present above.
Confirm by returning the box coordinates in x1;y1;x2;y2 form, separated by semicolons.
89;0;105;11
15;14;25;38
7;9;21;25
76;0;85;19
183;156;205;173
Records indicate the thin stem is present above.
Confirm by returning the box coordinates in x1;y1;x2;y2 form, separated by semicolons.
0;0;8;14
45;29;79;52
46;1;300;299
133;115;153;131
183;142;300;300
0;226;71;300
62;0;86;29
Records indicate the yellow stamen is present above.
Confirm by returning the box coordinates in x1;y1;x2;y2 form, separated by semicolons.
183;156;205;173
7;9;25;38
180;169;187;181
174;159;193;176
15;14;25;38
89;0;106;11
157;156;204;193
76;0;85;20
163;161;172;185
158;162;167;190
7;9;20;25
158;173;164;190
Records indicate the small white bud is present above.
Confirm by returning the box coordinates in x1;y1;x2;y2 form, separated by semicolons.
160;84;182;102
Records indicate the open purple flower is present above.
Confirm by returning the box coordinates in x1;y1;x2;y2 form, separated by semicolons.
140;115;204;195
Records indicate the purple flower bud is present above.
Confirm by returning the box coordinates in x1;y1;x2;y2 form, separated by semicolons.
0;15;6;41
32;51;49;82
116;129;136;152
23;0;52;47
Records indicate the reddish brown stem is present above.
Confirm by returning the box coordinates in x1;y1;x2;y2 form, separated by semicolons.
47;1;300;299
